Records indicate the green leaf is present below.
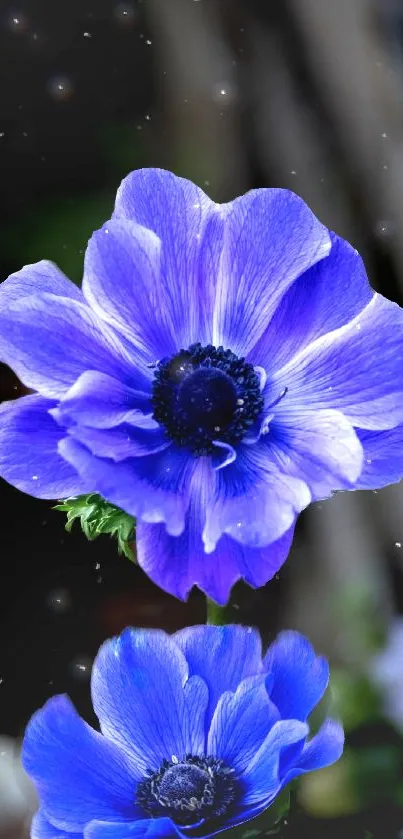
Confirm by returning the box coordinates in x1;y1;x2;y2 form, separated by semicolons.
55;494;136;561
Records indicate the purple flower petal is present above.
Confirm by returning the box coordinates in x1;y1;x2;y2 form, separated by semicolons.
203;447;310;552
263;631;329;721
354;425;403;489
83;220;169;360
91;629;208;775
32;811;82;839
273;293;403;430
0;395;89;498
212;189;331;356
137;519;296;605
0;293;141;400
173;626;263;729
85;818;182;839
22;696;140;831
239;720;308;808
68;424;170;461
111;168;221;348
249;233;373;373
52;371;153;429
0;260;83;310
207;677;280;773
268;408;363;500
173;626;263;728
282;719;344;782
58;438;193;536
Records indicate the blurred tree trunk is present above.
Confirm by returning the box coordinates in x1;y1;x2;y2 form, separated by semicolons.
144;0;248;200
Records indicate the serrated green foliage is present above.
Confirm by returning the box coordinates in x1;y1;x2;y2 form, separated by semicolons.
55;494;136;561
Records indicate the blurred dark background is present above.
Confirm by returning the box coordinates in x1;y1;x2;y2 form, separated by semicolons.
1;1;403;837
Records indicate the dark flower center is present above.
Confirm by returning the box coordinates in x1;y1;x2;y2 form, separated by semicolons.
151;343;264;455
137;755;237;826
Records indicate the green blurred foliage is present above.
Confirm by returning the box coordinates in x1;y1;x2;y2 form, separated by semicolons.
0;120;148;283
0;191;114;283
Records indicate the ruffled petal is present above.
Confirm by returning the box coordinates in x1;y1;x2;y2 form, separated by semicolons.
173;625;263;727
239;720;308;808
354;425;403;489
282;719;344;783
203;446;310;552
273;293;403;431
91;628;208;775
52;371;153;428
212;189;330;356
0;260;83;310
58;438;193;536
85;818;182;839
0;394;89;498
263;631;329;721
0;293;142;400
207;678;280;773
31;810;82;839
249;233;373;373
22;696;139;831
68;424;170;461
136;457;296;603
137;518;295;605
111;168;221;347
267;408;363;500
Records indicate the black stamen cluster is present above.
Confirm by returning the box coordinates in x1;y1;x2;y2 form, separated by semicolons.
151;343;264;455
137;754;237;826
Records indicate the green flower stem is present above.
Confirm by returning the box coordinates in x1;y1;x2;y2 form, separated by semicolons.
206;598;232;625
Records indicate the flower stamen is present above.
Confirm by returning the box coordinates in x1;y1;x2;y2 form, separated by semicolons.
151;343;264;455
137;755;237;826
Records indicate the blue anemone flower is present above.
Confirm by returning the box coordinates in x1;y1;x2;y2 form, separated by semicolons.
22;626;344;839
1;169;403;603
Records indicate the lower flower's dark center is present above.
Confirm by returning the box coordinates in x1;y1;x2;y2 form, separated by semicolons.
137;755;237;826
151;343;264;455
